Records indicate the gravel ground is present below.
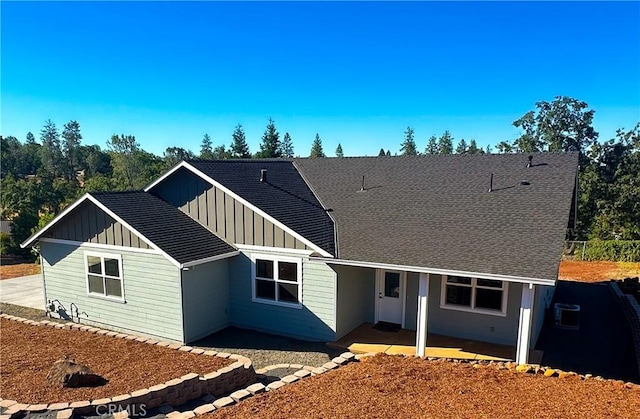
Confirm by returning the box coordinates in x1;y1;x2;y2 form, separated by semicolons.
192;326;343;370
0;302;60;322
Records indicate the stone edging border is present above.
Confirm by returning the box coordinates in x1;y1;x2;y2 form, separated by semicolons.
156;351;640;419
610;281;640;377
0;313;256;418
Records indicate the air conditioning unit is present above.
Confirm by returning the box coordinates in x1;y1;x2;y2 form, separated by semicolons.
554;303;580;329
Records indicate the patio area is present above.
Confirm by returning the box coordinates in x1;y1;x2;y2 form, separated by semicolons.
329;323;543;362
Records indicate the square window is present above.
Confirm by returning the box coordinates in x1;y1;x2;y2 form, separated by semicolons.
256;279;276;300
445;284;472;306
88;274;104;294
87;256;102;274
256;259;274;279
475;288;503;310
278;283;299;303
85;253;123;300
105;278;122;297
104;258;120;277
279;261;297;281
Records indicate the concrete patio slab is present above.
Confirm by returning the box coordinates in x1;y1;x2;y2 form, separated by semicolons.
0;274;44;310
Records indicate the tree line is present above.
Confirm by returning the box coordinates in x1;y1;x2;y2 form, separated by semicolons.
1;96;638;258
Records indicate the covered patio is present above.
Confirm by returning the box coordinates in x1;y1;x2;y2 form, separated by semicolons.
329;323;544;363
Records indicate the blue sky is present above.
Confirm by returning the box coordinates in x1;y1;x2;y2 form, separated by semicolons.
2;1;639;157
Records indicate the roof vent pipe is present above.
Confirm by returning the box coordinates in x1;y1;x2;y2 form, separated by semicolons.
527;155;533;168
488;173;493;192
260;169;267;182
361;175;365;192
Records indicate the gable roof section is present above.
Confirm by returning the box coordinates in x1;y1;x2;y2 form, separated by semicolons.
294;152;579;282
147;160;336;256
22;191;236;267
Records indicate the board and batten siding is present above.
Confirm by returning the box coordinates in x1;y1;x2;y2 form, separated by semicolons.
427;274;522;346
181;259;230;343
40;241;183;341
150;168;309;250
48;201;150;249
228;251;337;341
334;265;375;339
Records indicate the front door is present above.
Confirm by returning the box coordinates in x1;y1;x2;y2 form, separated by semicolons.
377;270;404;325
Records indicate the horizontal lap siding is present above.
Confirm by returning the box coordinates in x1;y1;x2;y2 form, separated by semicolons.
40;241;183;341
228;252;337;341
151;168;309;250
182;259;230;343
335;265;376;339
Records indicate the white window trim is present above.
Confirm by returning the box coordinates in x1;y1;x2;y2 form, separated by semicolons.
250;253;303;309
439;275;508;317
84;251;125;302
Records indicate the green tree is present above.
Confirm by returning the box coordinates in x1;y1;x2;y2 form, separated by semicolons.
40;119;64;177
164;147;195;167
400;126;418;155
378;148;386;156
455;139;468;154
200;134;214;159
62;120;83;180
335;143;344;158
82;145;112;177
513;96;598;156
0;136;21;178
495;141;513;153
230;124;251;158
310;134;325;158
281;132;294;158
107;134;142;189
468;139;481;154
213;145;229;159
425;136;438;154
258;118;281;158
438;131;454;154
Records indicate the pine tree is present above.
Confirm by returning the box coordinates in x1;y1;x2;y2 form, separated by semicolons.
281;132;294;158
438;131;454;155
485;144;492;154
378;148;386;156
386;150;391;156
230;124;251;158
400;126;418;155
425;136;438;154
310;134;325;158
26;132;36;144
62;120;82;180
335;143;344;157
200;134;214;158
468;139;480;154
259;118;281;158
40;119;63;177
455;139;468;154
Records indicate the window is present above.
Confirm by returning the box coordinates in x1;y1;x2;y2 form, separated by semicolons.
85;252;124;300
440;275;508;316
252;254;302;308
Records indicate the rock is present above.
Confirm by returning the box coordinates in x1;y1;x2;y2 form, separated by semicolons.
47;355;108;388
543;368;557;377
515;364;533;373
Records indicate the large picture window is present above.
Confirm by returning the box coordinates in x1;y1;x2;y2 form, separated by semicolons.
85;252;124;300
440;275;508;316
252;254;302;308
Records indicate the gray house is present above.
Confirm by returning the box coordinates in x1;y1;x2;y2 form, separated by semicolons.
22;152;579;364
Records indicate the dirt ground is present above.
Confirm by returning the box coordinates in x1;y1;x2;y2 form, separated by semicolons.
0;318;232;404
558;260;640;282
209;354;640;419
0;262;41;279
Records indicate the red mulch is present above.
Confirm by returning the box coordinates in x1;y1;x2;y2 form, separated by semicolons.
0;318;232;403
0;263;41;280
208;354;640;419
559;261;640;282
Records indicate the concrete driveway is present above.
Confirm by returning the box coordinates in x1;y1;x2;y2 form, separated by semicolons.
0;274;44;310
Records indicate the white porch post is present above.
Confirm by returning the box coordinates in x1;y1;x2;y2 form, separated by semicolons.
516;283;535;364
415;273;429;357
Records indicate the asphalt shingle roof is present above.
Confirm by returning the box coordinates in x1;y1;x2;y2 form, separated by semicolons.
187;160;336;255
91;191;235;265
294;152;579;281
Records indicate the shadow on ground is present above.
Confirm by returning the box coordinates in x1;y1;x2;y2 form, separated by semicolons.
536;280;639;383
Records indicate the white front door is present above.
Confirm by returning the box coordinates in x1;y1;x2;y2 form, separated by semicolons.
377;270;405;325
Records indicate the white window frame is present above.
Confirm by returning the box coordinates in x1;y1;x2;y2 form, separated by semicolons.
250;253;303;309
440;275;508;317
84;251;125;302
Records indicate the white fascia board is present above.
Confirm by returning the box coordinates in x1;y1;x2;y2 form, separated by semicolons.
146;161;333;258
21;193;93;249
180;251;240;268
311;257;556;286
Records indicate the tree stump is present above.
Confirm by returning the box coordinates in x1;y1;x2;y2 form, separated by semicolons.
47;355;108;388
